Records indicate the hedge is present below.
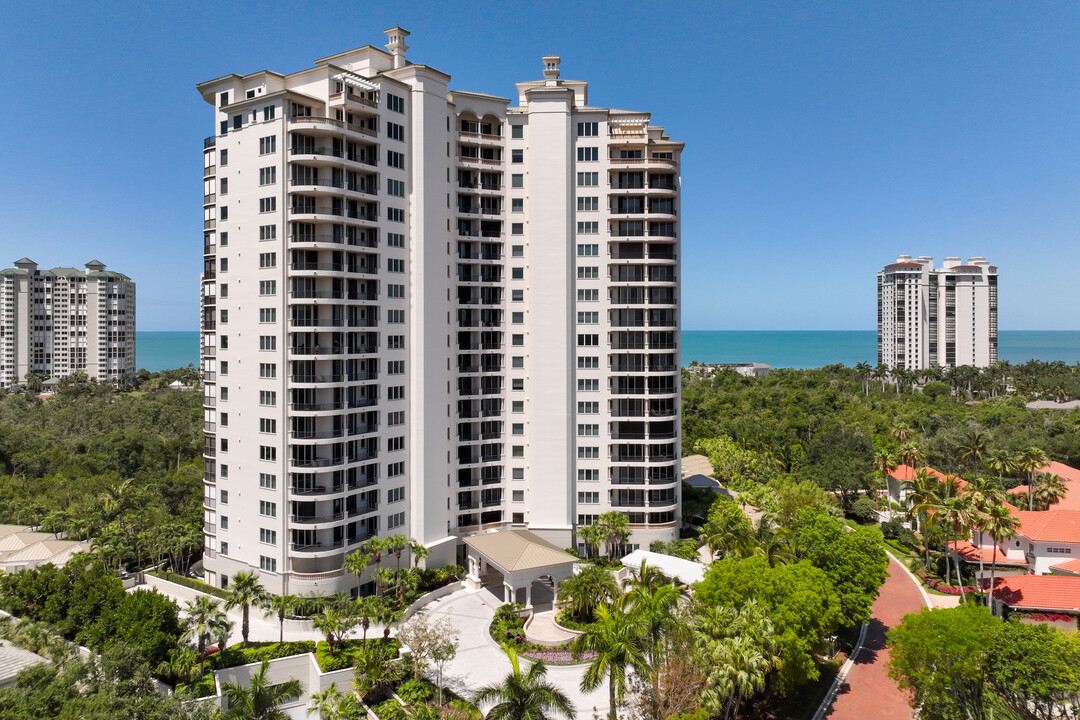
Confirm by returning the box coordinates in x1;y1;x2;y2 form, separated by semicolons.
149;570;230;600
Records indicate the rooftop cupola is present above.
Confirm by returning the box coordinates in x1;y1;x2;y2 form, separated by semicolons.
542;55;561;85
384;26;410;69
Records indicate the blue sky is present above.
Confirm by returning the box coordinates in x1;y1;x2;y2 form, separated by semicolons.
1;1;1076;331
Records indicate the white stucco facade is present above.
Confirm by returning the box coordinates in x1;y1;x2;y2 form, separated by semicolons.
196;29;682;596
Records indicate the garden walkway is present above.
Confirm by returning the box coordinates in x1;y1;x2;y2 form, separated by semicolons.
525;611;577;646
818;554;928;720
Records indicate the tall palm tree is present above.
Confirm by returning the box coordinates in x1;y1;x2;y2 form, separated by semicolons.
704;635;772;720
579;523;608;559
343;549;373;592
473;644;576;720
385;533;412;572
410;540;431;569
624;582;686;714
904;469;941;571
223;571;268;647
261;594;301;645
983;502;1021;612
221;660;303;720
965;478;1004;580
957;428;990;482
854;361;871;395
1018;447;1050;511
353;640;404;702
182;595;228;654
360;536;390;583
597;512;631;559
939;492;980;603
874;447;898;516
986;449;1017;484
873;363;890;392
157;646;203;685
352;594;383;642
313;606;353;654
899;440;923;470
1033;472;1068;510
575;602;649;720
622;559;668;594
557;565;619;624
307;683;359;720
891;424;917;444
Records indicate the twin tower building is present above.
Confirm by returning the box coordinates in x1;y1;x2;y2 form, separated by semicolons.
197;29;683;595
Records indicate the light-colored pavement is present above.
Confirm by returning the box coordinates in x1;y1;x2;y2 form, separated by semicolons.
525;611;577;646
417;587;610;717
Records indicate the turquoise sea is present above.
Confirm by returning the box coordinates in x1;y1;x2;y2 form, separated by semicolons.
135;331;1080;373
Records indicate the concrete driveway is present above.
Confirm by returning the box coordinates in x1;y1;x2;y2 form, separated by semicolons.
417;587;610;717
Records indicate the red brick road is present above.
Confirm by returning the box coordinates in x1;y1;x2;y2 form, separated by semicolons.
822;555;926;720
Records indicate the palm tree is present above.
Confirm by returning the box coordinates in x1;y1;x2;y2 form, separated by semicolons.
410;540;431;569
694;601;780;720
983;502;1021;612
157;646;203;685
1033;472;1068;511
223;571;268;647
182;595;228;654
899;440;923;470
360;536;390;593
353;641;405;703
873;363;890;392
575;603;649;720
386;533;412;572
965;478;1004;580
904;469;941;571
579;523;608;559
597;512;631;559
624;582;686;711
957;428;990;482
343;549;373;591
375;567;397;601
474;644;575;720
557;565;618;623
261;594;301;645
395;567;421;605
353;594;383;642
874;447;898;516
753;516;794;567
1018;447;1050;511
939;492;980;603
622;559;668;594
313;606;353;654
307;683;359;720
706;635;772;720
891;423;917;444
854;361;871;395
220;660;303;720
986;449;1017;484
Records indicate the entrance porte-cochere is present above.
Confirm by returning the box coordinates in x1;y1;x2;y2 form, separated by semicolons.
463;529;578;609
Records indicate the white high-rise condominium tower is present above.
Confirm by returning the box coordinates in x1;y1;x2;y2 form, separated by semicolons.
196;29;683;595
0;258;135;389
877;255;998;370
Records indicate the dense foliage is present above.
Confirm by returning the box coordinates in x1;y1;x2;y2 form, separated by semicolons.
0;377;204;571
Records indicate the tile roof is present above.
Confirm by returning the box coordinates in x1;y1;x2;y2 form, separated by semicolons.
991;574;1080;612
1007;462;1080;509
463;529;578;573
952;540;1028;565
1015;510;1080;542
888;464;967;488
1051;559;1080;575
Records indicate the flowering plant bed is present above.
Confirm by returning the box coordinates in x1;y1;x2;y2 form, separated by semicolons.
521;649;597;665
1021;612;1074;623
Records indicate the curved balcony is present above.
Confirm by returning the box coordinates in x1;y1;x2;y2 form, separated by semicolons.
288;146;377;169
288;343;377;358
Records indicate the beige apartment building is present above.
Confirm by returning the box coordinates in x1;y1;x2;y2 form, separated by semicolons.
0;259;135;388
197;28;682;595
877;255;998;370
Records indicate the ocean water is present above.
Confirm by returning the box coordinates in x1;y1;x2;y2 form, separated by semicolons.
135;330;1080;373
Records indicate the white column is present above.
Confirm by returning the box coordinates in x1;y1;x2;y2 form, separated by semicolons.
525;582;533;609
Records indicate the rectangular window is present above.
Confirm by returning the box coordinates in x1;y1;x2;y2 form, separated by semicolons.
577;334;599;346
259;136;276;155
220;516;228;529
259;529;277;545
387;335;405;349
388;436;405;452
388;385;405;400
576;122;599;137
512;423;524;435
578;446;599;458
259;197;276;213
387;150;405;168
387;411;405;426
511;490;525;503
259;446;276;462
263;105;276;121
576;356;597;368
512;312;524;323
512;289;524;302
259;418;276;434
512;400;525;413
387;360;405;375
387;179;405;196
259;363;276;378
388;512;406;529
388;461;405;477
577;401;599;414
259;225;276;241
511;267;524;279
387;233;405;248
511;245;524;258
259;280;276;296
511;198;524;213
577;379;599;391
259;252;276;268
577;196;599;212
512;378;524;391
259;308;276;323
219;150;228;166
511;174;524;188
387;309;405;324
219;309;228;325
511;334;524;346
511;125;523;138
260;556;277;572
259;335;276;351
577;244;599;256
259;390;276;406
577;267;599;279
577;289;599;301
387;122;405;141
387;258;405;272
578;492;600;504
576;222;599;235
511;149;524;164
577;147;598;161
512;356;524;368
578;469;600;482
387;208;405;222
576;172;599;187
387;93;406;113
219;178;228;195
577;312;599;324
259;500;277;517
259;167;276;185
512;467;525;479
387;284;405;298
219;206;228;221
388;487;405;503
512;445;525;458
577;424;599;436
259;473;276;489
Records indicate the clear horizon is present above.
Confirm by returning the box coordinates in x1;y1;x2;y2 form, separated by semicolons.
3;1;1077;331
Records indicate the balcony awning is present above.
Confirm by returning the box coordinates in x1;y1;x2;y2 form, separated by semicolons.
332;71;379;92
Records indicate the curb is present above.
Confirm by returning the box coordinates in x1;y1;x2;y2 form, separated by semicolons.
810;621;868;720
888;552;934;609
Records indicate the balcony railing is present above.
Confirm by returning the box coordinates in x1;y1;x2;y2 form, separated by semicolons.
289;233;378;248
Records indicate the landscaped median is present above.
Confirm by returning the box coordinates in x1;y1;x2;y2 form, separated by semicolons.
487;604;595;666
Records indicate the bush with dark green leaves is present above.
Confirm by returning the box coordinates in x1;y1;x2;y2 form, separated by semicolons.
849;496;878;524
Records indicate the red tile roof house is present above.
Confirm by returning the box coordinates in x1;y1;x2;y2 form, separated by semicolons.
885;464;965;510
985;574;1080;631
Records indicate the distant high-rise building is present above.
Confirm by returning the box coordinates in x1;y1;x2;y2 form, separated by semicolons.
0;258;136;388
196;29;683;595
877;255;998;370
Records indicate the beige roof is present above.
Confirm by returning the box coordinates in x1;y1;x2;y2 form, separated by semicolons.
0;532;53;556
0;526;30;540
464;529;578;573
2;540;89;565
681;454;715;478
